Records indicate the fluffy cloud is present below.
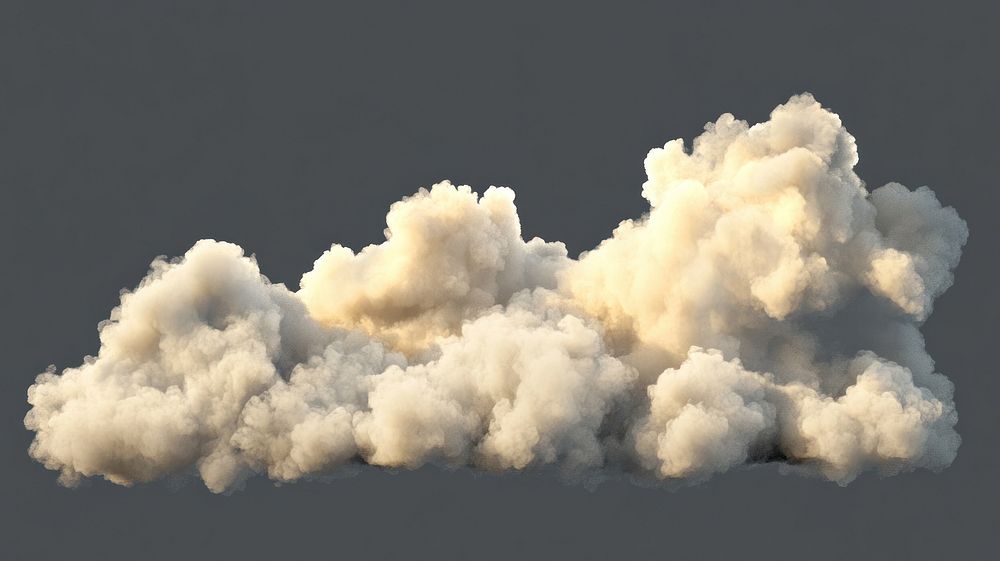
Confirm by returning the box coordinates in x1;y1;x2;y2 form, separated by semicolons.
26;95;967;492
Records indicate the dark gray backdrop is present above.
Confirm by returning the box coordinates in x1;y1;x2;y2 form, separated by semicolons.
2;2;997;559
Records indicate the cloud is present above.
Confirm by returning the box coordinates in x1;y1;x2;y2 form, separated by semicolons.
25;94;968;492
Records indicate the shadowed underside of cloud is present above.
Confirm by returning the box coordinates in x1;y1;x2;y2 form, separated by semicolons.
25;95;968;493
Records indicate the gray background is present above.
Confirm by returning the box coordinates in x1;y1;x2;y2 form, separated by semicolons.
2;2;997;559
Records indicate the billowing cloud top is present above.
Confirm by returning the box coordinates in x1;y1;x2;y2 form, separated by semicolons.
25;95;968;492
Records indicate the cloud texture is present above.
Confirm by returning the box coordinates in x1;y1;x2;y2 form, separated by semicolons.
25;95;968;492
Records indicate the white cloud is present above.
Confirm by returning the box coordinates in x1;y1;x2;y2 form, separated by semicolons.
25;95;968;492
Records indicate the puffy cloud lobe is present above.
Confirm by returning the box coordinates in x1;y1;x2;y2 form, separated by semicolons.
633;349;776;480
25;95;967;492
632;349;958;484
866;184;968;318
25;241;318;492
298;183;568;354
779;352;960;482
565;95;964;365
231;333;402;482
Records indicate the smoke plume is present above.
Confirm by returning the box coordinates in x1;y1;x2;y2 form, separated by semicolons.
25;95;968;492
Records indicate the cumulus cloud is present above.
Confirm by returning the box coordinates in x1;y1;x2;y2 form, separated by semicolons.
25;94;968;492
